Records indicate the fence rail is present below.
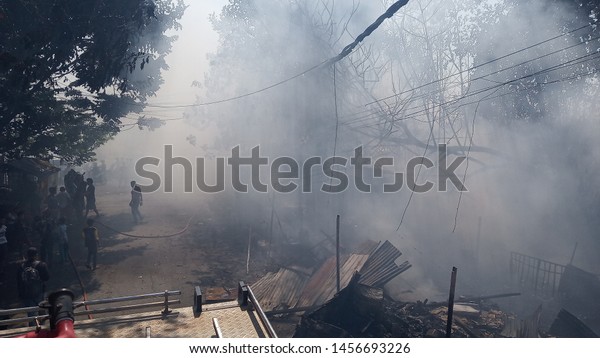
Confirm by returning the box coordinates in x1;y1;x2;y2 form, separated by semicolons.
0;290;181;327
510;252;565;298
247;285;278;338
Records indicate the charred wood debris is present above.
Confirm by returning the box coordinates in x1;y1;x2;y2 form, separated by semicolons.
254;239;598;338
289;274;598;338
292;274;515;338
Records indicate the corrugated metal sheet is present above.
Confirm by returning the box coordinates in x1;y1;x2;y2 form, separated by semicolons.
359;240;412;287
296;253;370;308
252;240;409;312
295;256;336;308
251;268;310;311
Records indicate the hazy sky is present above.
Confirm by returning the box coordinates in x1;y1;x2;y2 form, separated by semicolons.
153;0;225;105
97;1;226;161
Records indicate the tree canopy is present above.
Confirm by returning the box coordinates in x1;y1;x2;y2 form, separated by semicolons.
0;0;185;164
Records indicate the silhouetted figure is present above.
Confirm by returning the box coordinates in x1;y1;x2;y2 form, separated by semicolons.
129;181;143;224
84;178;99;217
82;218;99;270
17;247;50;326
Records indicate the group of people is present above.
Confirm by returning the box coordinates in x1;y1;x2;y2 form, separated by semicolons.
62;170;100;219
28;175;100;269
0;208;99;325
0;174;145;324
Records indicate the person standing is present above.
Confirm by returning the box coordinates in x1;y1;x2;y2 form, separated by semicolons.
84;178;100;217
82;218;99;270
17;247;50;326
129;181;143;224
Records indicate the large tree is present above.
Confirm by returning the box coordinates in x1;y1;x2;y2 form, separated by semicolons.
0;0;185;164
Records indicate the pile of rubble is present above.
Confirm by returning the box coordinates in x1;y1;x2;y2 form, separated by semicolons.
293;275;512;338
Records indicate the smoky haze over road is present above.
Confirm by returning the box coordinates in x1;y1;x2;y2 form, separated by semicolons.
95;0;600;310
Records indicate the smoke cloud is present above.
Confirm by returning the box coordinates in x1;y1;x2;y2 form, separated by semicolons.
95;0;600;311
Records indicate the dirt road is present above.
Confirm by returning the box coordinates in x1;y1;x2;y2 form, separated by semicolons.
1;184;273;315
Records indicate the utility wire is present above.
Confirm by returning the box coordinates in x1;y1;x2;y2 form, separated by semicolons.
119;50;600;135
448;66;600;231
344;34;600;126
144;60;328;108
394;66;600;232
59;20;596;113
59;11;598;135
365;23;597;105
348;51;600;131
397;51;600;122
341;40;600;128
126;1;411;109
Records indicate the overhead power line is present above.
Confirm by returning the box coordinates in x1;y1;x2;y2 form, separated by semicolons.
57;1;408;111
144;60;328;108
147;22;597;111
344;51;600;130
63;11;595;113
364;23;596;105
121;37;600;134
353;32;600;120
145;0;410;109
59;8;597;123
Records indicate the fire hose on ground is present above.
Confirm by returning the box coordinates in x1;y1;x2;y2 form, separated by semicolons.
95;215;195;239
63;215;195;323
9;215;195;337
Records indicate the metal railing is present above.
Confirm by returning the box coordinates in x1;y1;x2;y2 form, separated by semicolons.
0;290;181;327
245;284;278;338
510;252;565;298
212;318;223;338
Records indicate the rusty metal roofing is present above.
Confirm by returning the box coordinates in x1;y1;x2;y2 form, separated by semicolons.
296;253;371;308
251;267;310;311
252;240;410;312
